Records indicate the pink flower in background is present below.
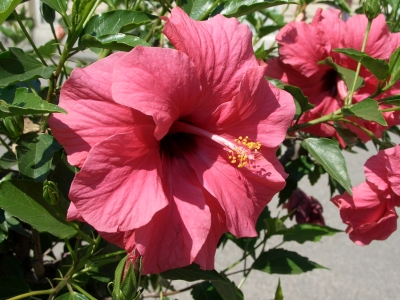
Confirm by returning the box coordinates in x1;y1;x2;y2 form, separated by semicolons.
331;145;400;245
284;188;325;226
265;8;400;143
49;8;295;274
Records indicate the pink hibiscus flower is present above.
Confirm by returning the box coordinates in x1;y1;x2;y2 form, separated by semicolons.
49;7;295;274
331;145;400;245
265;8;400;143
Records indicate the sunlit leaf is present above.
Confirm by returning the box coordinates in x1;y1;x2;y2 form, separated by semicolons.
16;133;61;181
0;48;55;88
0;0;23;25
221;0;293;17
212;280;243;300
0;87;66;117
282;224;342;244
334;48;390;80
302;138;352;195
0;180;75;238
342;98;387;126
80;34;149;51
252;248;327;274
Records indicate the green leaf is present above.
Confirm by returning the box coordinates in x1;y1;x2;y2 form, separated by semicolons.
0;48;55;88
83;10;155;36
0;277;30;299
16;133;61;181
191;281;223;300
302;138;352;195
334;48;390;80
274;279;283;300
80;34;149;52
41;2;55;24
342;98;387;126
37;40;58;59
282;224;342;244
316;0;350;12
212;280;243;300
0;151;17;169
161;264;224;282
221;0;293;17
388;46;400;87
1;255;24;279
0;0;23;25
71;0;96;28
187;0;215;20
318;57;363;92
380;94;400;105
252;248;327;274
269;78;314;118
334;125;359;148
0;87;66;117
55;293;90;300
40;0;68;15
0;180;75;238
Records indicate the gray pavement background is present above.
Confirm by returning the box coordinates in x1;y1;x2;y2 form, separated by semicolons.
173;139;400;300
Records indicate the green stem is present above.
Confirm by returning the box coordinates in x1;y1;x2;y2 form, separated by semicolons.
381;106;400;112
0;136;14;154
288;110;343;133
199;0;219;20
133;0;143;10
8;289;53;300
69;281;97;300
26;81;39;96
90;250;126;261
237;270;251;289
0;41;6;52
70;222;96;245
83;0;102;29
345;19;372;106
65;239;77;265
13;11;48;66
50;22;63;56
340;118;382;145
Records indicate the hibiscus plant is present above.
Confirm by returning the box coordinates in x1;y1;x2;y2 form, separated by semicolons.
0;0;399;298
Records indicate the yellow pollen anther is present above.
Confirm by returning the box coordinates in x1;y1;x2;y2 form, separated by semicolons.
226;136;263;169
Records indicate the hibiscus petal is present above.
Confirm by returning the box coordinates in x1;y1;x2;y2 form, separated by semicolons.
194;191;227;270
49;52;136;167
112;46;202;140
276;10;332;77
344;14;391;59
185;137;286;237
364;150;390;192
69;127;168;232
135;153;212;274
331;182;397;245
210;66;294;149
385;145;400;198
163;7;258;122
100;230;136;253
66;202;85;222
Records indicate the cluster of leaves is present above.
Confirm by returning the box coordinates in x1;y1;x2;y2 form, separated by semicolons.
0;0;399;299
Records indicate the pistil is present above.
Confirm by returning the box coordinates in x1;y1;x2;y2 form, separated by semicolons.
171;121;262;169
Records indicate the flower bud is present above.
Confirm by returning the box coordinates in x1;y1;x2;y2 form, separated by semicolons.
363;0;381;21
1;116;24;140
109;253;143;300
43;180;59;205
284;188;325;226
40;3;55;24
